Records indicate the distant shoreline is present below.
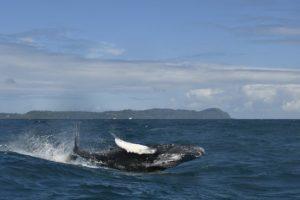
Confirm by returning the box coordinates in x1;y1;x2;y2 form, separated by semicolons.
0;108;231;119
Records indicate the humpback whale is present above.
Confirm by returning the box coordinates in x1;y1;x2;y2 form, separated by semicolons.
70;132;205;172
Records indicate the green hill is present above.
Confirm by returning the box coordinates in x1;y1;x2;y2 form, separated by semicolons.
0;108;231;119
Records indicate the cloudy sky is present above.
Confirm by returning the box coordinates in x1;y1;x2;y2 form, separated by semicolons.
0;0;300;118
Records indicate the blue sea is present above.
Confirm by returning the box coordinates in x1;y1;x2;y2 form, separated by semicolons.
0;119;299;199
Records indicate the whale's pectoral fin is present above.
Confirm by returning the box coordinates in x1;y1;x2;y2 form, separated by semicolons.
111;134;156;155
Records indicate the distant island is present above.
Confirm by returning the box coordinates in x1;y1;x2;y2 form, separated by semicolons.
0;108;231;119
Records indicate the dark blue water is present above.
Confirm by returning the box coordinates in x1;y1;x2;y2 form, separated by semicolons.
0;119;299;199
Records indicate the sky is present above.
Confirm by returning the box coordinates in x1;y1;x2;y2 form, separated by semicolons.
0;0;300;118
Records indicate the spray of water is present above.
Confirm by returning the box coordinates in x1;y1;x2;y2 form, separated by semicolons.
3;132;98;168
8;134;72;163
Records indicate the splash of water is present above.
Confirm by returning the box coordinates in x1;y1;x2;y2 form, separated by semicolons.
4;133;98;168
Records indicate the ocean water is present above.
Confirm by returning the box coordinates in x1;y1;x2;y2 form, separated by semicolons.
0;119;299;199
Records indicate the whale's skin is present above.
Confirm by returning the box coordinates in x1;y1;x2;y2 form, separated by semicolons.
70;136;205;172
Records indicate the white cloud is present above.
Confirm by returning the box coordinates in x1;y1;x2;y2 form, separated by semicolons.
0;29;125;59
267;27;300;36
1;38;300;116
242;84;300;112
242;84;277;103
185;88;227;111
18;37;35;45
282;100;300;112
281;84;300;97
186;88;223;99
281;85;300;112
224;24;300;45
85;43;125;58
1;41;300;90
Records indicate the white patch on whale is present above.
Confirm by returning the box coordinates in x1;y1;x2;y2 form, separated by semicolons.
114;137;157;155
155;153;182;163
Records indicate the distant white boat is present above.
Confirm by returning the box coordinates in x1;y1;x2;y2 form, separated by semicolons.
128;117;133;120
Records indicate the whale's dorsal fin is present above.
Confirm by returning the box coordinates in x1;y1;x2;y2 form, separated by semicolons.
113;135;156;155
